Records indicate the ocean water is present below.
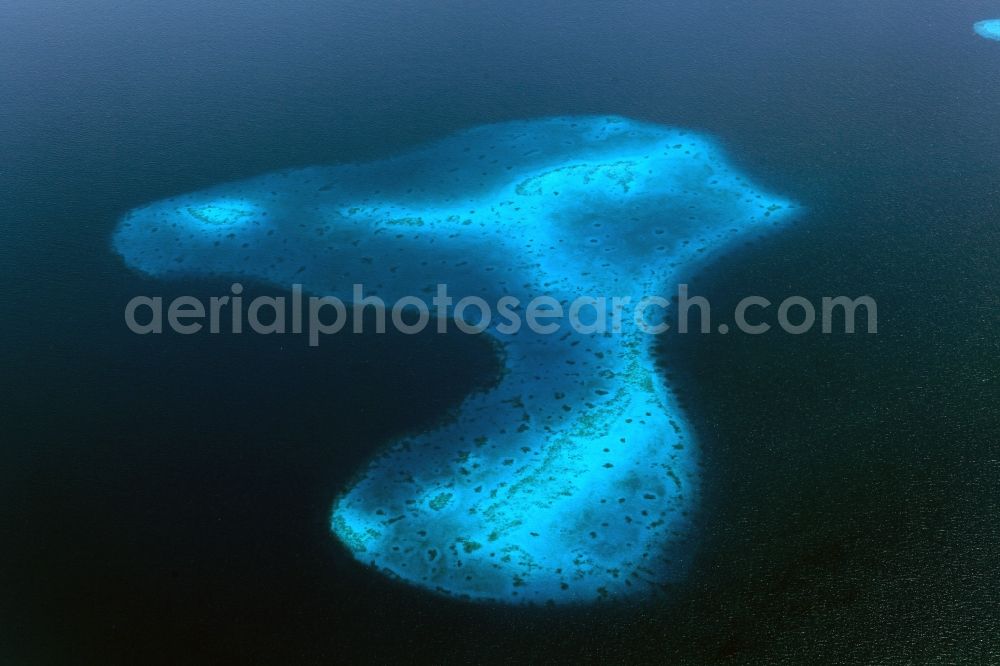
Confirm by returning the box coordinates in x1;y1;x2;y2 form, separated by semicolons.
2;0;998;663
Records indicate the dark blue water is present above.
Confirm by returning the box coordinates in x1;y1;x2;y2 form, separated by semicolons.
2;1;998;662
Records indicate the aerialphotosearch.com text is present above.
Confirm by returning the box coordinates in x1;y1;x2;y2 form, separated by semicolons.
124;283;878;346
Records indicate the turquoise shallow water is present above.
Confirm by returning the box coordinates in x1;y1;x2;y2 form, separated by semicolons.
113;116;797;604
2;0;999;663
975;19;1000;40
